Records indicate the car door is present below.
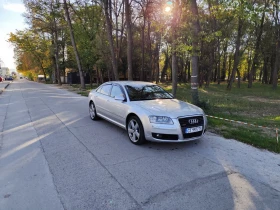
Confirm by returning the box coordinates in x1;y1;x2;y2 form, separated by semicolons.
106;85;129;126
94;84;112;117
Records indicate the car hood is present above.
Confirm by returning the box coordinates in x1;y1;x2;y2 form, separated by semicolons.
133;99;203;118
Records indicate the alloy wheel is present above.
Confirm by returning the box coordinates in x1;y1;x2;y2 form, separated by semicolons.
128;119;140;142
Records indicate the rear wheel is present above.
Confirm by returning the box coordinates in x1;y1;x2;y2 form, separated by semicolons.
89;102;99;120
127;116;146;145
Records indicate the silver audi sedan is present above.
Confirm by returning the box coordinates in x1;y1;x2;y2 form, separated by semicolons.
88;81;207;145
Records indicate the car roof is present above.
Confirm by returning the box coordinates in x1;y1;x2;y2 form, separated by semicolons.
103;81;155;86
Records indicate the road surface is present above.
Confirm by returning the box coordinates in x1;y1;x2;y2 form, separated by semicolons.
1;80;280;210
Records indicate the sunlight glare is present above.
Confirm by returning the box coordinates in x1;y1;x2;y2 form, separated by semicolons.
165;6;171;12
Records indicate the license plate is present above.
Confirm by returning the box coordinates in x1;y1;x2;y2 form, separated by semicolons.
185;126;202;134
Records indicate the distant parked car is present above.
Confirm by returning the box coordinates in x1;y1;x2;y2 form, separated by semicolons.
0;77;3;82
88;81;207;145
5;77;13;81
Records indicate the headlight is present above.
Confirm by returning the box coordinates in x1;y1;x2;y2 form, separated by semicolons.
149;116;174;124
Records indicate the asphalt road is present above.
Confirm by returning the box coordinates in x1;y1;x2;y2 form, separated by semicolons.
1;79;280;210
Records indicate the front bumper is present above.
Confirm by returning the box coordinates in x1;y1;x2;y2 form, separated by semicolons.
143;115;207;142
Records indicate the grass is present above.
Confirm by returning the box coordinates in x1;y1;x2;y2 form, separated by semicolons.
53;81;280;153
55;84;98;97
162;81;280;153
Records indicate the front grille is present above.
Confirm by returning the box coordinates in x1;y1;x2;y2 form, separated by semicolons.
178;116;204;127
178;116;204;139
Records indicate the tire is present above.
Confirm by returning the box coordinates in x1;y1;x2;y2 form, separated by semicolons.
89;102;99;120
127;116;146;145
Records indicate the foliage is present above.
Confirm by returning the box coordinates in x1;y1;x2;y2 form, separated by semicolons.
8;0;278;89
163;81;280;153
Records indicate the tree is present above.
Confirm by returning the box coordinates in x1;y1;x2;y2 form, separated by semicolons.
8;30;51;81
272;0;279;89
125;0;133;80
248;1;268;88
189;0;200;105
103;0;119;80
24;0;64;85
63;0;85;89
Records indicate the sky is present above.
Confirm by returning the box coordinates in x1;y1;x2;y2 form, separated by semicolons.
0;0;26;71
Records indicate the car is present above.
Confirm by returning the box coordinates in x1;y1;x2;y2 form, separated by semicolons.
88;81;207;145
5;77;13;81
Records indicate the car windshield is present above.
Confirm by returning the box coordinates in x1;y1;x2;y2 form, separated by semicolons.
125;85;173;101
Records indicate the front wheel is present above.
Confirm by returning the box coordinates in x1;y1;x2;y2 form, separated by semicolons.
127;116;146;145
89;102;99;120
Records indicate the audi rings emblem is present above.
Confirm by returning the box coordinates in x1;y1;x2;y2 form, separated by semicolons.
188;119;198;124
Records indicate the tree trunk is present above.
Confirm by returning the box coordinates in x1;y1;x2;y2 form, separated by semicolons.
171;44;178;96
273;0;279;89
171;28;178;95
190;0;200;105
273;40;279;89
40;62;47;82
217;39;221;84
63;0;85;89
140;18;146;81
171;0;180;96
228;54;232;81
125;0;133;80
270;54;275;84
259;64;263;82
53;30;61;85
155;33;161;84
161;50;169;82
147;20;153;81
221;41;228;81
227;17;242;90
182;59;187;83
248;4;266;88
236;68;241;88
103;0;119;80
51;54;57;83
263;57;269;84
187;60;191;82
247;50;252;81
50;1;61;86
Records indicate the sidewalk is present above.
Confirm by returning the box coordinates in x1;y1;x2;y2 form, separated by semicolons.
0;81;10;94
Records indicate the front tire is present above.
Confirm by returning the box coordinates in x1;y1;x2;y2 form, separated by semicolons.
127;116;146;145
89;102;99;120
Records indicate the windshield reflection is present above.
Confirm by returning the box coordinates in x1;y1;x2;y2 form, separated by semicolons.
125;85;173;101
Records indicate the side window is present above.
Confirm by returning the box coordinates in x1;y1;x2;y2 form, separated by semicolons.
100;85;112;95
111;85;124;98
96;86;102;93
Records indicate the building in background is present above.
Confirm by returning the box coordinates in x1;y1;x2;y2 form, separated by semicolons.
0;67;10;77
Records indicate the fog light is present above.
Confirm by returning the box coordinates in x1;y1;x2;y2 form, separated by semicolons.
156;133;162;138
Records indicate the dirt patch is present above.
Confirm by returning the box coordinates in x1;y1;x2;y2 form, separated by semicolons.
243;96;280;104
52;84;90;96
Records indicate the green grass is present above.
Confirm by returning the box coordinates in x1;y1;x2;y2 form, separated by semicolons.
163;81;280;153
77;91;90;97
71;84;97;90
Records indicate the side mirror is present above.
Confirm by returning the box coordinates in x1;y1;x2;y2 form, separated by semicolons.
115;95;125;101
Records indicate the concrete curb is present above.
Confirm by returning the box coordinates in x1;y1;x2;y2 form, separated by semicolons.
0;82;10;94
